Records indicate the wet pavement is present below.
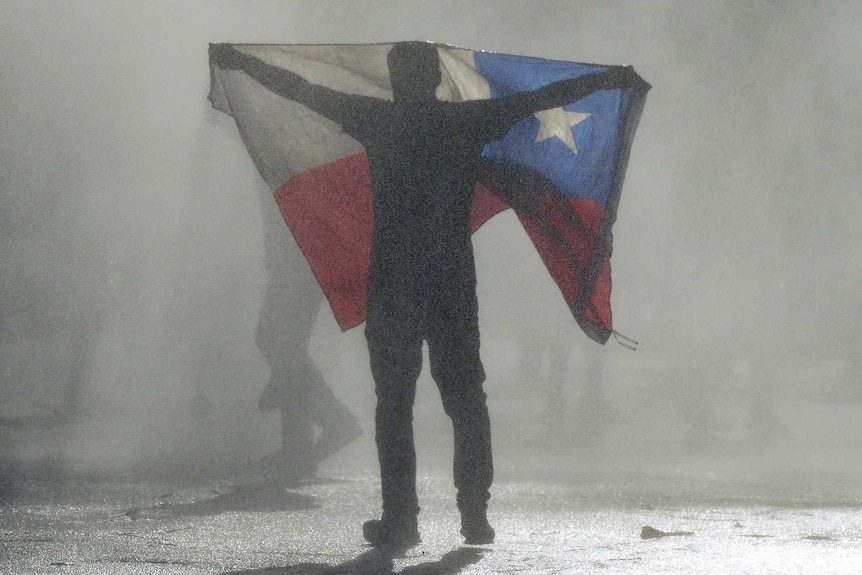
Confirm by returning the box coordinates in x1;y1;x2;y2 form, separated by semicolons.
2;465;861;574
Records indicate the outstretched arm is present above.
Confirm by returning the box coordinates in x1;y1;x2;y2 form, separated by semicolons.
209;43;351;124
481;66;637;139
530;66;636;113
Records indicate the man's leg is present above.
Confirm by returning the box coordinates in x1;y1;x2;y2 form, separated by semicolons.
428;328;495;544
254;247;321;483
363;324;423;546
273;390;317;482
304;365;363;466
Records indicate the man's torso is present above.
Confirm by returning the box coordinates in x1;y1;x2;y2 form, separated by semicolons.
343;100;497;322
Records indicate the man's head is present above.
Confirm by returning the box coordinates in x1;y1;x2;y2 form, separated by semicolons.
387;42;441;102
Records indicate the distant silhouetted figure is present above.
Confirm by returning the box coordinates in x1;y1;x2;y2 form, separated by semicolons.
211;40;634;547
255;195;361;485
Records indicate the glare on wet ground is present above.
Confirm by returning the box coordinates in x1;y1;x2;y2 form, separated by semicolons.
2;471;860;574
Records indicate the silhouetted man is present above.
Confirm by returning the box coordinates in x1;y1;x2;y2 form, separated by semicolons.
211;41;633;547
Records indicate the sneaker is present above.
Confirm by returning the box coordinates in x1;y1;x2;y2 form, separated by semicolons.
362;519;420;548
259;448;317;486
314;412;363;462
461;516;495;545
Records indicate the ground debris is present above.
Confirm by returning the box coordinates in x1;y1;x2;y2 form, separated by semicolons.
640;525;695;539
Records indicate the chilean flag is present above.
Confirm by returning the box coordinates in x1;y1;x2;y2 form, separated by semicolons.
209;43;649;344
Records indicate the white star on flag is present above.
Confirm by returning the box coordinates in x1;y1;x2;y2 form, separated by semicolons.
534;107;591;153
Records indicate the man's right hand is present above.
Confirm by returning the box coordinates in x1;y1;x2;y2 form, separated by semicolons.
209;43;244;70
599;66;636;91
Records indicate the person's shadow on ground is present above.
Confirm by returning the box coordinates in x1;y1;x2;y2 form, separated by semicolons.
221;546;485;574
123;479;318;520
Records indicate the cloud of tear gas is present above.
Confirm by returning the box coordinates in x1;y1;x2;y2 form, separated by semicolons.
1;0;860;493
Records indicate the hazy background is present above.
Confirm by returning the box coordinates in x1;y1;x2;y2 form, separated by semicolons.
2;0;860;492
